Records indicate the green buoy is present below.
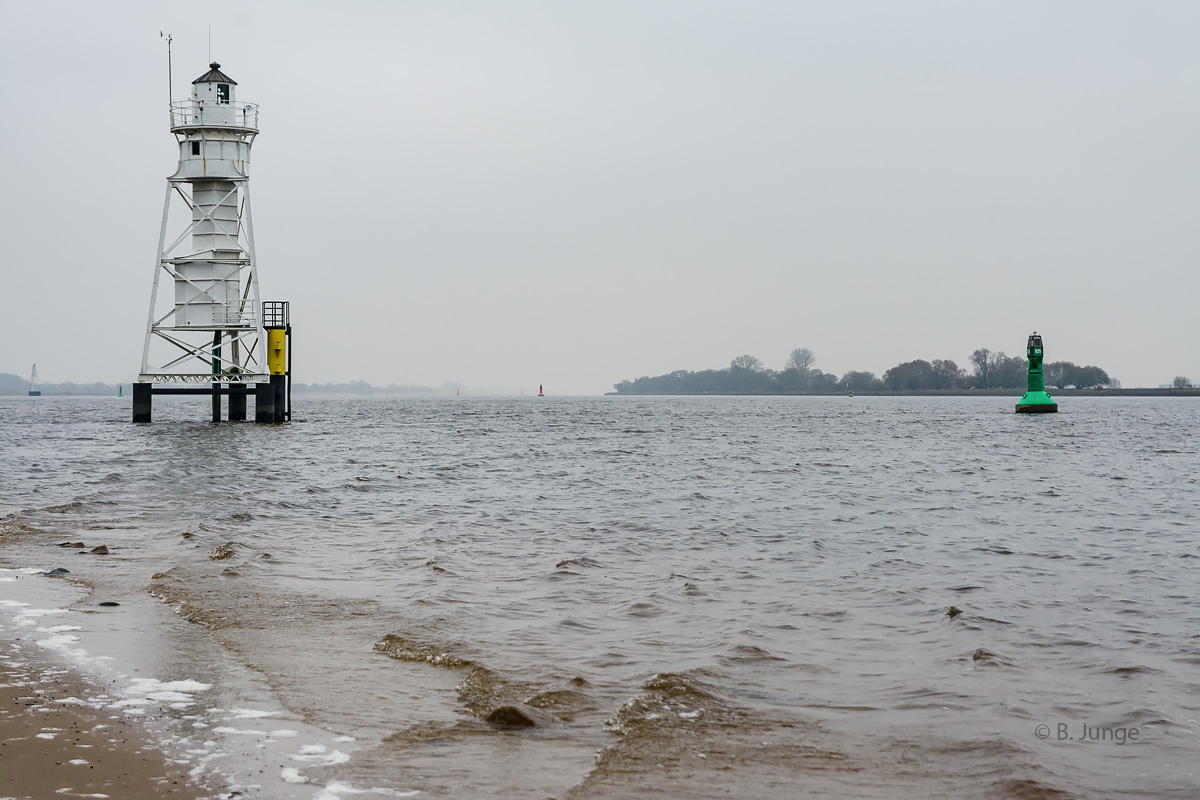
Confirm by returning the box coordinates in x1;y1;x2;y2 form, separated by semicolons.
1016;331;1058;413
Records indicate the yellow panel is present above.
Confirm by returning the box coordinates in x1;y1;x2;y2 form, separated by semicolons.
267;329;287;375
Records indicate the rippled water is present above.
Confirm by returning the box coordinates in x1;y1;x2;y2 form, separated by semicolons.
1;395;1197;798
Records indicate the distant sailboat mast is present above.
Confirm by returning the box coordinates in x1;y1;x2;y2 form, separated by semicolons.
28;364;41;396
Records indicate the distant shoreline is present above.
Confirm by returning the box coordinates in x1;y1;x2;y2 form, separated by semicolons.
0;376;458;398
4;387;1197;399
604;388;1200;397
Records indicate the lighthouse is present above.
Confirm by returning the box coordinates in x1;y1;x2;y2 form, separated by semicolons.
133;62;289;422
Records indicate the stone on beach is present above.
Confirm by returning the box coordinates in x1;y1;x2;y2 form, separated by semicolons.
209;543;237;560
484;703;559;728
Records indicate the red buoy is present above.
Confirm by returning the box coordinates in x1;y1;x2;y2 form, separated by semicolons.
538;385;544;396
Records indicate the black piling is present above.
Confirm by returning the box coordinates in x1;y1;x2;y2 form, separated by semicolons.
271;374;287;422
228;390;247;421
132;382;152;423
255;382;275;422
211;332;222;422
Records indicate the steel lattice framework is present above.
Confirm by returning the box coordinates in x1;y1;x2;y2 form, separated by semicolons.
139;177;267;383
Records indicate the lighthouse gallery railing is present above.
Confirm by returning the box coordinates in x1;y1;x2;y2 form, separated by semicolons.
170;100;259;131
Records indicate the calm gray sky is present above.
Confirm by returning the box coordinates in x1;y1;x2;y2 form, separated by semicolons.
2;0;1197;392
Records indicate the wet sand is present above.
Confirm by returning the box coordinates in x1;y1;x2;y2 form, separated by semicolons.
0;661;202;800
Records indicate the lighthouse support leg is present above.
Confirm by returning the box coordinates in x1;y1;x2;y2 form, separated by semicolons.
229;337;246;420
229;389;247;421
255;382;275;423
132;382;152;423
211;332;222;422
272;374;286;423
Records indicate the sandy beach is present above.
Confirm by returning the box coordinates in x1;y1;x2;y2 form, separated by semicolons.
0;658;203;800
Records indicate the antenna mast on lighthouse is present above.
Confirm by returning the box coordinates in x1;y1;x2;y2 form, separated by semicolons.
134;57;290;423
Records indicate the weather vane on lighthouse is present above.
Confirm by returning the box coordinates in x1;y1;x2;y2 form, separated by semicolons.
133;54;290;423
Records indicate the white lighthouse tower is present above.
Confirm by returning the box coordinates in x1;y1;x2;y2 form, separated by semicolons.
135;62;286;422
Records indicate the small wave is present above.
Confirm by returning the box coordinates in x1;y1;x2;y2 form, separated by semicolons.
720;644;786;665
579;670;853;797
1105;665;1162;679
148;570;237;630
44;501;86;514
605;672;718;737
373;634;474;669
557;618;598;630
525;687;593;722
0;516;51;537
621;600;664;618
456;664;508;713
993;778;1073;799
383;720;468;746
971;648;1016;667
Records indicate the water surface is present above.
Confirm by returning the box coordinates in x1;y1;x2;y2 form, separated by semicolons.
1;395;1197;798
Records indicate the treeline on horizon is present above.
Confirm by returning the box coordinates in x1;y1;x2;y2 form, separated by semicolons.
613;348;1116;395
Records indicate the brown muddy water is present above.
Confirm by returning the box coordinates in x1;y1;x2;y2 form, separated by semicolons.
0;395;1197;799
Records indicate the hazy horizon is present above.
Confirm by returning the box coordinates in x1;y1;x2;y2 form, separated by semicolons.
2;1;1197;393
